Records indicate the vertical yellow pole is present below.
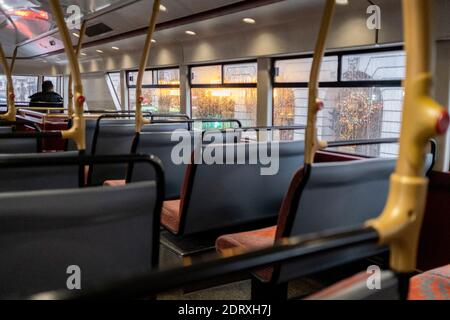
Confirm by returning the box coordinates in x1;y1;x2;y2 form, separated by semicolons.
68;21;87;118
49;0;86;151
304;0;334;164
368;0;449;272
135;0;161;133
0;44;16;122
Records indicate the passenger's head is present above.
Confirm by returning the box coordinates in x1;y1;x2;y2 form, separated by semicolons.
42;80;54;93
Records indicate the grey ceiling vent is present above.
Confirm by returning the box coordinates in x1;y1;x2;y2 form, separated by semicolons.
85;23;113;37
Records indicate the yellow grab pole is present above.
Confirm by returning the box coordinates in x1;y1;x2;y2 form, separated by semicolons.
135;0;161;132
304;0;334;164
0;44;16;122
68;21;87;118
368;0;449;272
49;0;85;151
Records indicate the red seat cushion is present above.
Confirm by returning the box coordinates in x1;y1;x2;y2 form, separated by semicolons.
409;265;450;300
103;180;126;187
161;200;182;234
216;227;276;281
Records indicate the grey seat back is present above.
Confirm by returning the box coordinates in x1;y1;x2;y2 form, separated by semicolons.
0;127;12;133
0;151;81;192
275;154;434;283
131;132;195;199
0;181;160;298
181;140;305;236
142;123;190;132
0;138;38;154
89;120;136;185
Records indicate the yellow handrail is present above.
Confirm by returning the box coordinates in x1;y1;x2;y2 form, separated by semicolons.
0;44;16;122
368;0;449;272
135;0;161;133
304;0;334;165
68;21;87;118
49;0;85;151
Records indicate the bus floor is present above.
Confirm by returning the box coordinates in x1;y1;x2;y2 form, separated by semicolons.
157;242;390;300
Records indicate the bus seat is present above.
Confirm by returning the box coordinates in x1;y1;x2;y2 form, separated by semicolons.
0;152;81;192
216;155;434;284
0;138;38;154
409;265;450;300
0;181;161;298
89;121;136;185
142;123;190;132
161;140;305;237
129;131;196;199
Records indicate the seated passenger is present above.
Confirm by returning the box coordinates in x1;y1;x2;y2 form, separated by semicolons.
29;80;63;112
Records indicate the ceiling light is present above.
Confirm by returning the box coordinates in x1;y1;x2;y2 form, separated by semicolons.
112;46;119;50
73;32;80;38
159;4;167;12
96;49;104;53
80;52;87;56
151;39;157;43
185;30;196;36
335;0;349;5
243;18;256;24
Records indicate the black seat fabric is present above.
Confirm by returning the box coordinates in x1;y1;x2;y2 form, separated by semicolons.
89;120;136;185
0;181;160;298
180;140;305;236
142;123;190;132
0;138;38;154
0;152;81;192
131;132;195;199
0;127;12;133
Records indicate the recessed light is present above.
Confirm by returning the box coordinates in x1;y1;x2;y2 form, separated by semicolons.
96;49;104;53
185;30;196;36
159;4;167;12
80;52;86;56
73;32;80;38
243;18;256;24
151;39;157;43
112;46;119;50
335;0;349;5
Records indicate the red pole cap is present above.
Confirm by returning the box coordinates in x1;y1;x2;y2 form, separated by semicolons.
9;93;15;100
77;95;86;105
436;110;449;135
138;96;144;103
316;100;324;111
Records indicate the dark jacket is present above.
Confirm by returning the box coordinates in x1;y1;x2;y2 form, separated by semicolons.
29;92;63;105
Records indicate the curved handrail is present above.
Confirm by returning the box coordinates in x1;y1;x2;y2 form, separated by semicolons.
135;0;161;132
49;0;86;151
367;0;449;273
304;0;335;164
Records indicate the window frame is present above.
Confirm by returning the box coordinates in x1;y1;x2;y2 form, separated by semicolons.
126;66;181;111
272;46;404;89
189;60;258;89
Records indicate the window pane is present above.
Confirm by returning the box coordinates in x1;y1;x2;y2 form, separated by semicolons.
341;51;406;81
0;75;39;105
108;72;122;104
128;70;153;86
223;62;257;84
157;69;180;85
273;87;403;157
191;65;222;85
191;88;257;127
274;56;338;83
129;88;181;113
